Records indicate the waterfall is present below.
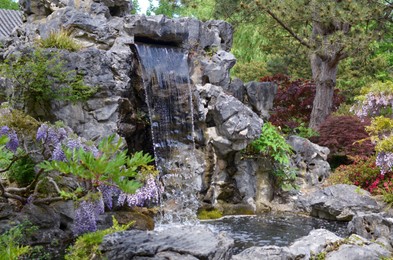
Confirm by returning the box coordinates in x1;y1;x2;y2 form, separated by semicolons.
135;44;199;224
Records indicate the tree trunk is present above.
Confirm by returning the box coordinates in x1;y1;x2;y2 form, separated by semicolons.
309;53;337;130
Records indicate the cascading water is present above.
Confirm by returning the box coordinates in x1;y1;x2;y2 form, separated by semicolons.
135;43;200;224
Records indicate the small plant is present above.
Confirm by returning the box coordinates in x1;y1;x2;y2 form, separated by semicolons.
0;222;36;260
65;216;134;260
0;48;96;114
8;156;36;186
37;29;82;52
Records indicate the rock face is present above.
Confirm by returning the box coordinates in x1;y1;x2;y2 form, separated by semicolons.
297;184;381;221
245;81;277;119
348;213;393;250
100;226;234;259
287;135;331;189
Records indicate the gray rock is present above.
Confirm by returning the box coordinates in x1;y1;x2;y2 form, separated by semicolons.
297;184;381;221
100;226;234;260
245;81;277;119
197;84;263;155
287;229;342;259
287;135;331;188
326;234;391;260
348;213;393;249
226;77;245;102
19;203;60;229
202;50;236;88
232;246;293;260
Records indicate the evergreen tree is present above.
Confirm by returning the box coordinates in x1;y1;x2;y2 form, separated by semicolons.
0;0;19;10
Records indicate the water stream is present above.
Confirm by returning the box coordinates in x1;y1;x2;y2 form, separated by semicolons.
135;43;199;224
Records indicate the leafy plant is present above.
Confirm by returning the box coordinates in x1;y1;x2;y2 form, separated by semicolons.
65;216;134;260
37;29;82;52
0;48;96;114
246;122;295;189
0;0;19;10
0;222;36;260
8;155;35;186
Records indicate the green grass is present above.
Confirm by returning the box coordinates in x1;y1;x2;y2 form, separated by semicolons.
37;29;82;52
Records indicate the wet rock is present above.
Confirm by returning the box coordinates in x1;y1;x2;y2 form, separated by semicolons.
287;135;331;188
325;234;391;260
348;213;393;249
297;184;381;221
100;226;234;259
245;81;277;119
232;245;293;260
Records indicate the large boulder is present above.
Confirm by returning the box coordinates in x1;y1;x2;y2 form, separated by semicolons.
287;135;331;188
100;226;234;259
348;213;393;250
245;81;277;119
296;184;381;221
196;83;263;156
232;246;293;260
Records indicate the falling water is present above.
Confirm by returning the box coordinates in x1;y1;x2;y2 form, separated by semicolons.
135;43;199;224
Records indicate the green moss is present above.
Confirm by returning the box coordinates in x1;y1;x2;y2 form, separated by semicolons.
197;209;223;220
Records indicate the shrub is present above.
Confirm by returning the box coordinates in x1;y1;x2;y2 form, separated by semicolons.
263;74;344;131
313;115;375;158
37;29;82;52
231;60;269;82
330;156;393;194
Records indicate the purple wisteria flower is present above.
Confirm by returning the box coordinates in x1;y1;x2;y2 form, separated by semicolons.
376;151;393;175
0;126;19;152
36;123;69;145
72;196;105;236
353;93;393;119
98;184;121;210
117;176;161;207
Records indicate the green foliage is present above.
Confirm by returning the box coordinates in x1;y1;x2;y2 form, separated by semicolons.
0;135;13;171
59;187;83;201
249;122;292;165
0;0;19;10
197;208;223;220
366;117;393;153
0;109;40;139
37;29;82;52
0;222;36;260
65;216;133;260
39;135;155;194
0;48;96;113
131;0;140;14
290;123;319;139
231;60;268;82
8;155;35;186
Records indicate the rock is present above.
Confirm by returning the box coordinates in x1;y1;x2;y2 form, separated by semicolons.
202;50;236;88
297;184;381;221
287;229;342;259
348;213;393;249
287;135;331;188
19;203;60;229
226;77;245;102
196;84;263;155
100;226;234;259
232;246;293;260
325;234;391;260
245;81;277;119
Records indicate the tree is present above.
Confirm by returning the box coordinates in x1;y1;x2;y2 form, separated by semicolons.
0;0;19;10
239;0;393;129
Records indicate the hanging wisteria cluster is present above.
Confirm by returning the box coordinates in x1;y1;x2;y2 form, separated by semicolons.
0;126;19;152
72;198;105;236
352;92;393;119
117;176;161;207
376;152;393;175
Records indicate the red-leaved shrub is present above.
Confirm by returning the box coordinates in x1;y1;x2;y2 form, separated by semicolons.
313;115;375;158
261;74;344;130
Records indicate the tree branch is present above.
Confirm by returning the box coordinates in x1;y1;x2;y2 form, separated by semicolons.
266;9;312;49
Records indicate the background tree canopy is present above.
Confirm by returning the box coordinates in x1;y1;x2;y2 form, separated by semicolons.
0;0;19;10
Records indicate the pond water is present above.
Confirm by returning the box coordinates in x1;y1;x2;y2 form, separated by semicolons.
202;213;349;254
